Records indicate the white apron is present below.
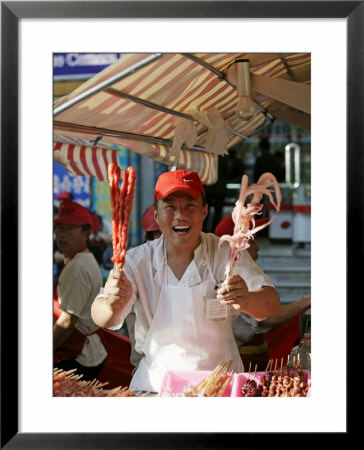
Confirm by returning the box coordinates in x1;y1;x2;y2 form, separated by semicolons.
130;246;244;393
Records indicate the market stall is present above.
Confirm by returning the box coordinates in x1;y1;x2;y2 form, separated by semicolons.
53;52;311;396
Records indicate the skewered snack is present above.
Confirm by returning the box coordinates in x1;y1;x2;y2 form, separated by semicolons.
161;360;234;397
53;368;147;397
240;358;311;397
219;172;281;277
108;164;136;271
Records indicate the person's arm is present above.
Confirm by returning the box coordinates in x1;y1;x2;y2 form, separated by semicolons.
91;269;133;328
54;310;79;350
260;296;311;328
217;274;281;319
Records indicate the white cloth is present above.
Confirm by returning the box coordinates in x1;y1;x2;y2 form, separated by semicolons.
57;252;106;367
99;232;275;391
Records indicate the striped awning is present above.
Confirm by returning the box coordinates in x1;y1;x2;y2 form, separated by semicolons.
53;140;119;181
53;53;310;184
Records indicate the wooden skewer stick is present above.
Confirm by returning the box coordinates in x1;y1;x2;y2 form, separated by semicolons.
64;368;78;376
264;360;271;373
229;360;238;374
95;382;109;390
269;359;273;371
106;386;125;395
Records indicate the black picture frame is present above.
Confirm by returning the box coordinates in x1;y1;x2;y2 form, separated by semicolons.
1;1;361;448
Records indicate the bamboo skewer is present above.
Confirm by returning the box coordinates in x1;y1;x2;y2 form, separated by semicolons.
264;360;271;374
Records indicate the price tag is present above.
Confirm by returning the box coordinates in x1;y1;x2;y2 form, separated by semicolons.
204;296;228;320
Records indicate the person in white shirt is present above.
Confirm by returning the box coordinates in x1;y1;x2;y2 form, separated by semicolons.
91;170;280;393
54;201;106;380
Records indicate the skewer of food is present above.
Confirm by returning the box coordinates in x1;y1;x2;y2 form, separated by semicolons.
219;172;281;277
160;360;235;397
240;357;311;397
108;163;136;271
53;368;147;397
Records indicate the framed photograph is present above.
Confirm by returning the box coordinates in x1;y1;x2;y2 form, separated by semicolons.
1;1;361;448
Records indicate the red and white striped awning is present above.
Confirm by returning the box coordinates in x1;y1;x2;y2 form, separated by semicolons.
54;53;310;184
53;141;119;181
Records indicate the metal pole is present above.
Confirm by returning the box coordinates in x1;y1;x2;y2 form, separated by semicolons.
53;53;163;116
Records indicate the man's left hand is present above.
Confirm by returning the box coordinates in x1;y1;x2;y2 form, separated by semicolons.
216;274;249;310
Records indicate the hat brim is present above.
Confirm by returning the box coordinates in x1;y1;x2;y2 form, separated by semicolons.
144;224;160;232
155;185;202;200
56;193;73;200
54;217;91;226
254;217;269;227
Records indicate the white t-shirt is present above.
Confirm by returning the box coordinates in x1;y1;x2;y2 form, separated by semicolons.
103;232;275;360
57;252;106;367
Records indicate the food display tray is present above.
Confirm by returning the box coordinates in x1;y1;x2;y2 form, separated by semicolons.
158;370;233;397
159;370;311;397
230;370;311;397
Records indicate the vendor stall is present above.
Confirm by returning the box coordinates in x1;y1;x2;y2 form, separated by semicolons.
53;52;311;395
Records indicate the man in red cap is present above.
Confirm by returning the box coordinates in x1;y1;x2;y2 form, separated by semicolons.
91;169;280;393
141;204;162;242
53;201;106;380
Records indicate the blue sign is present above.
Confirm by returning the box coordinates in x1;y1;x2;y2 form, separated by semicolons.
53;53;123;80
53;163;90;208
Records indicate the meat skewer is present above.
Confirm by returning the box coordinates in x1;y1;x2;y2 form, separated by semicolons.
219;172;281;277
108;164;136;271
53;368;142;397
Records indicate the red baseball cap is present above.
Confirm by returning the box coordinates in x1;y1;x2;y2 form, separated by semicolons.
56;191;74;201
154;169;205;200
215;215;268;237
92;213;102;233
142;205;160;232
54;201;93;227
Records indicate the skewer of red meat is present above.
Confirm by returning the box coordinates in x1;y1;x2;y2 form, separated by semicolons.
108;164;136;271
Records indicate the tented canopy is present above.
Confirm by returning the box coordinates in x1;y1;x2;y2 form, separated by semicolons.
53;53;310;184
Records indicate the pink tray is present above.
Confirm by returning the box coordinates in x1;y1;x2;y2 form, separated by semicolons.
231;370;311;397
159;370;233;397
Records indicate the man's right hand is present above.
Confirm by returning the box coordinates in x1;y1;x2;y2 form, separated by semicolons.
104;269;132;312
91;269;132;328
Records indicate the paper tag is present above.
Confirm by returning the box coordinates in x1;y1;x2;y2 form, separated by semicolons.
204;296;228;320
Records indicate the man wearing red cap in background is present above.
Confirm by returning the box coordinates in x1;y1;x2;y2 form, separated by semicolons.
53;201;107;380
91;169;280;393
141;204;162;242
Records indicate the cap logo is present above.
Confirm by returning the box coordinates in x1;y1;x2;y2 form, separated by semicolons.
182;178;194;182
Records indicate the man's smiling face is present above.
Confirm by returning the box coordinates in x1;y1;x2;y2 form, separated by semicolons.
155;192;208;251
